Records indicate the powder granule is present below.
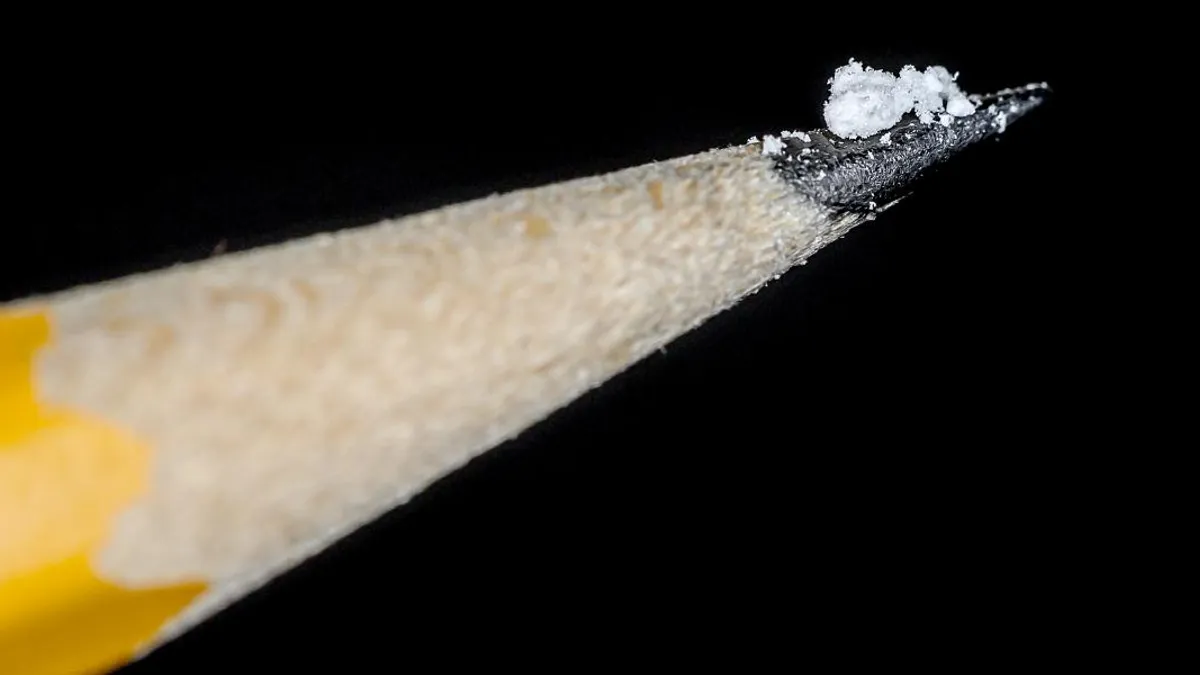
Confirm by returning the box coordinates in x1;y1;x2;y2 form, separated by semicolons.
946;97;975;117
761;134;785;156
823;59;979;139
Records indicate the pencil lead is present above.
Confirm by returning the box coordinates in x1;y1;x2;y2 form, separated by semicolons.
774;82;1050;213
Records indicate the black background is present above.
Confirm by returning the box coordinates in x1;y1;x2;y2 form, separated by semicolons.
5;14;1112;671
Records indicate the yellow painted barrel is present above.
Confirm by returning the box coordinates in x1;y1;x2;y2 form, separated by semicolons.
1;310;206;675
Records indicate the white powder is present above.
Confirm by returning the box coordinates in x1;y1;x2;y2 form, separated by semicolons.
945;96;974;117
761;134;785;156
823;59;978;139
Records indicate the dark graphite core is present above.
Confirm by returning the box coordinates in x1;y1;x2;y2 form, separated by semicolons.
773;84;1049;214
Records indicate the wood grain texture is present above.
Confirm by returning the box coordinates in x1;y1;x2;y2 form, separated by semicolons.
6;142;865;643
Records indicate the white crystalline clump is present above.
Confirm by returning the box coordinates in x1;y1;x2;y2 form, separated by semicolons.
761;134;784;156
781;130;811;142
823;59;979;139
946;97;975;116
822;60;909;139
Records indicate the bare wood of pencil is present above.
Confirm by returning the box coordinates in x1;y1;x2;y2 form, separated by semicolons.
5;85;1047;648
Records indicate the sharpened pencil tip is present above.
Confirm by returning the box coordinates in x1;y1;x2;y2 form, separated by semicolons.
772;82;1050;213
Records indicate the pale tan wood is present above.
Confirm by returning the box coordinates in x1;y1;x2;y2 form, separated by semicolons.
6;142;865;642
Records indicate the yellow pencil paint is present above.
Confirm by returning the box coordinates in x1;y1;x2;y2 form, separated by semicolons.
1;310;206;675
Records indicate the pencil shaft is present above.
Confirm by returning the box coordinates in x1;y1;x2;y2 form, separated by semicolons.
4;144;859;647
2;80;1048;671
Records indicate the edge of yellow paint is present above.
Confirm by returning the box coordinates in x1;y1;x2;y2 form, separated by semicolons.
1;309;207;675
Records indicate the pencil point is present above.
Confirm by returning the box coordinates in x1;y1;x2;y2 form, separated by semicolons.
774;83;1050;213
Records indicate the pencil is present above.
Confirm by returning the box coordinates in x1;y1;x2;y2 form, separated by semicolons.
1;82;1047;675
